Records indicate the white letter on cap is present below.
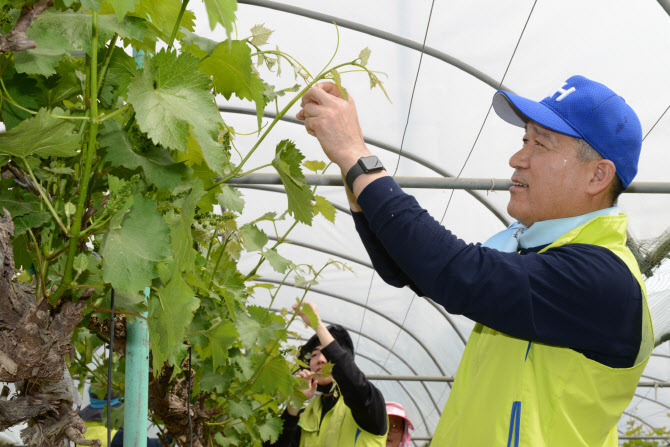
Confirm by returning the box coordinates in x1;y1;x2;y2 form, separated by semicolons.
554;82;576;101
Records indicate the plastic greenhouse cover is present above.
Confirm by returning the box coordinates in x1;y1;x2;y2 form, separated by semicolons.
182;0;670;442
1;0;667;444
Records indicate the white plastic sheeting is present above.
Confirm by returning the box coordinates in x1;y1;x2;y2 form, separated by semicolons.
189;0;670;442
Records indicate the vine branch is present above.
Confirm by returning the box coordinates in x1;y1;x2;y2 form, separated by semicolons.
0;0;54;55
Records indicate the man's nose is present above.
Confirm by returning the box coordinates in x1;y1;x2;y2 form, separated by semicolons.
509;145;529;169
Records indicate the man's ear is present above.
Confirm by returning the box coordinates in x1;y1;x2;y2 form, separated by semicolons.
587;159;616;196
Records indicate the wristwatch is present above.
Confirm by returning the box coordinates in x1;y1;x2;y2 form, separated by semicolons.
345;156;385;192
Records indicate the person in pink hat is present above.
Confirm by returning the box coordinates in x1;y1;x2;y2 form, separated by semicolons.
385;402;413;447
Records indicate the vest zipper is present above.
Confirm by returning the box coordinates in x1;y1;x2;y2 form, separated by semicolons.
506;401;522;447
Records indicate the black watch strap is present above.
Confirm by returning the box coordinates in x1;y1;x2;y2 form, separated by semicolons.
345;156;385;192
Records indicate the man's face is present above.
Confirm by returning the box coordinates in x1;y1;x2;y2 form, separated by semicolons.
507;121;594;226
386;415;404;447
309;346;333;386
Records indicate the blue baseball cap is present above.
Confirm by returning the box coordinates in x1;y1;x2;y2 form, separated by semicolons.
492;75;642;188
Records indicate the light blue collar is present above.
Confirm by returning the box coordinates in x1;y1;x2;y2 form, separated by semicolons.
484;206;620;252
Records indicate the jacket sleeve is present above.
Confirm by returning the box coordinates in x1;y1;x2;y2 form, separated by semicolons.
352;211;426;296
321;341;388;436
354;176;642;368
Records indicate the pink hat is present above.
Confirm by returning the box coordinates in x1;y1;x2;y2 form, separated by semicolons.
386;402;413;447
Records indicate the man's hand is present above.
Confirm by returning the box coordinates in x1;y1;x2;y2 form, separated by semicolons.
296;83;371;171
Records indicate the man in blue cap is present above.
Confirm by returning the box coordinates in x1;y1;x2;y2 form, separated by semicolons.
296;76;653;446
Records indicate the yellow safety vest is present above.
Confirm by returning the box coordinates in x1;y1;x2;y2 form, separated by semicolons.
78;421;118;447
298;393;387;447
431;214;653;446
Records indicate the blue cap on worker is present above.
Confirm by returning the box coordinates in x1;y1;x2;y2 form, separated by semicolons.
492;75;642;188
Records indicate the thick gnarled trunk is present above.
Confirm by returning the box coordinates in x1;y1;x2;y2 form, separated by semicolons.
0;210;98;446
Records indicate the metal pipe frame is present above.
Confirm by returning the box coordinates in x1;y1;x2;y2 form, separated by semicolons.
228;172;670;194
236;0;512;93
218;106;512;226
266;236;372;269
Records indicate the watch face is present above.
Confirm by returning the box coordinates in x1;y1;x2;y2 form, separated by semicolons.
360;156;384;172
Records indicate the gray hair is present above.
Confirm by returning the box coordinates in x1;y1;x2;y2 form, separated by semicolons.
573;137;624;204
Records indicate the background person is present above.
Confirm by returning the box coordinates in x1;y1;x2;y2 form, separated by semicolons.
267;301;387;446
296;76;653;446
384;402;413;447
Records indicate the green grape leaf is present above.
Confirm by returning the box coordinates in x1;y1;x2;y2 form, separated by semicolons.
217;186;245;213
15;11;146;76
106;47;137;98
229;349;254;381
251;211;279;224
250;23;272;46
180;29;218;57
13;28;73;76
101;195;171;292
300;303;319;329
207;321;238;371
320;362;334;377
313;195;336;223
303;160;326;173
149;275;200;371
100;288;148;317
203;0;236;36
198;40;267;129
131;0;195;42
12;211;51;236
0;193;41;218
240;223;268;252
80;0;103;11
214;432;236;447
271;140;315;225
0;109;79;158
200;368;233;394
11;236;31;271
0;72;38;130
252;356;293;398
262;81;300;103
234;311;265;347
262;248;292;274
100;120;187;190
329;69;348;100
256;417;283;443
229;399;253;419
358;47;371;66
73;253;89;273
108;0;140;20
169;181;206;272
127;50;225;166
186;122;230;176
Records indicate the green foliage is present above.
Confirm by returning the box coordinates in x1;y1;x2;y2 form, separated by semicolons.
203;0;236;36
127;50;224;158
198;39;267;129
272;140;315;225
0;2;386;444
621;418;670;446
0;108;80;158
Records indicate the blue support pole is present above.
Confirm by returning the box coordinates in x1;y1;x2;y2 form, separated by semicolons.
123;286;150;446
123;48;149;447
